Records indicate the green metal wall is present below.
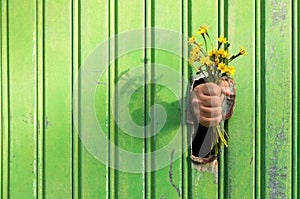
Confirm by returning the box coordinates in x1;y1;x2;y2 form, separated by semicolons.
0;0;298;198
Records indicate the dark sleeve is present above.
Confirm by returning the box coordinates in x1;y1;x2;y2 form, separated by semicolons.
187;76;212;158
191;124;212;158
187;76;236;158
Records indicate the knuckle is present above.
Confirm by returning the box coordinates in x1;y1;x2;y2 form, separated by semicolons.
212;107;222;117
199;117;209;127
199;104;206;112
217;115;222;123
194;84;205;94
212;96;221;106
218;106;223;114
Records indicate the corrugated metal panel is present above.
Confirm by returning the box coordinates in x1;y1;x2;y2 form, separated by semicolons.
0;0;299;198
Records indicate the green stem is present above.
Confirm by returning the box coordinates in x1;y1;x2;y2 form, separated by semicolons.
228;52;242;63
204;64;213;82
216;125;228;147
202;34;207;52
198;67;210;82
206;33;214;50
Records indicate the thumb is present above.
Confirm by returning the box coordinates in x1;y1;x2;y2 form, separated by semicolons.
218;79;231;96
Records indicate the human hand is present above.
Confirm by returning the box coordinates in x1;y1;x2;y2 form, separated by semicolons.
191;83;224;127
218;77;232;96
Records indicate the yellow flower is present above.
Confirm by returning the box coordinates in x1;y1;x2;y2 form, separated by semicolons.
208;49;216;57
188;36;196;44
215;49;225;57
226;66;236;77
215;57;219;65
218;36;228;44
240;47;247;55
190;52;199;61
190;50;196;57
217;62;228;73
189;46;200;62
196;25;209;35
217;49;224;55
193;45;200;53
200;56;213;66
188;58;194;66
221;51;230;58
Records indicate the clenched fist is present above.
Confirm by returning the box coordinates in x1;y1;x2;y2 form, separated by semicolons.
191;82;228;127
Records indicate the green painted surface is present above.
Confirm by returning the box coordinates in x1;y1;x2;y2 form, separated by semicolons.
43;0;73;197
114;1;145;198
79;0;108;198
264;0;292;198
292;1;299;199
226;0;256;198
7;0;36;198
0;0;299;198
1;0;9;197
152;1;184;198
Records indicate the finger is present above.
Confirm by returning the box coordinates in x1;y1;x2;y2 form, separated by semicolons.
199;105;222;118
194;83;222;96
221;86;231;96
219;80;231;96
194;94;224;107
199;114;223;127
192;99;222;121
218;79;229;88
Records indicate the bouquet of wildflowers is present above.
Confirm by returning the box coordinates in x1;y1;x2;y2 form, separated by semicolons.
188;25;246;154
